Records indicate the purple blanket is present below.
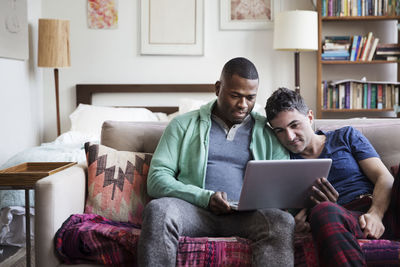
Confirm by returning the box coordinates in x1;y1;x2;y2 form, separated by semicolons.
55;213;140;266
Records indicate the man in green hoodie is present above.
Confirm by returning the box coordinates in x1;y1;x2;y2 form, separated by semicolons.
138;57;295;266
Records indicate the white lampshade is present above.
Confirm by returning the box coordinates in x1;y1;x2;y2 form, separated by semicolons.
273;10;318;51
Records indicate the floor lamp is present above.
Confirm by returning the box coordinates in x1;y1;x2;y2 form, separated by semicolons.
38;19;71;136
273;10;318;94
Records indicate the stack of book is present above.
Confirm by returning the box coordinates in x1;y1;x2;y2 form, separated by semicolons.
322;36;351;60
349;32;379;61
321;0;400;17
321;79;400;110
375;43;400;61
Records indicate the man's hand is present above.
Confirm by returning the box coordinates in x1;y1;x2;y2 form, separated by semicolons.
294;208;310;233
359;212;385;239
310;177;339;205
208;191;232;215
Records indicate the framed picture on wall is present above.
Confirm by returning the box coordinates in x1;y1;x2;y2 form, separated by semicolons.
140;0;204;55
220;0;280;30
0;0;29;60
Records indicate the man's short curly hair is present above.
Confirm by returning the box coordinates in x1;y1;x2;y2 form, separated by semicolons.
221;57;259;80
265;87;309;122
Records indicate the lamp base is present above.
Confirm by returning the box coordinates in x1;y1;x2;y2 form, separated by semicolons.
54;68;61;136
294;52;300;94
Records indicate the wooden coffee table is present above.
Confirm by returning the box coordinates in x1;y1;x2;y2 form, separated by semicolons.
0;162;76;267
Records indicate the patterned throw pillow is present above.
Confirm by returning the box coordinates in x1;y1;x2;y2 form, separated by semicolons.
84;142;152;226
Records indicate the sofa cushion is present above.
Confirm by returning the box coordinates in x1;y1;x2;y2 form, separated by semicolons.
314;119;400;170
101;120;167;153
84;142;152;225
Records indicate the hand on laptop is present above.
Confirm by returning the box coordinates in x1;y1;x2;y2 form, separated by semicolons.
294;208;310;233
310;177;339;205
209;191;232;215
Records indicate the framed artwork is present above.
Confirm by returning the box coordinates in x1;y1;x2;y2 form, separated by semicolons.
0;0;28;60
87;0;118;29
220;0;280;30
140;0;204;55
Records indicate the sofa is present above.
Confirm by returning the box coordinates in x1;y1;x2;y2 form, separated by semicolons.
35;118;400;267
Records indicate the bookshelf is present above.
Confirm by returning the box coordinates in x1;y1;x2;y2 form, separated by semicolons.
316;0;400;118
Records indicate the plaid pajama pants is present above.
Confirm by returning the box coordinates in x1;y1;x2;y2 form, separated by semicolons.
309;175;400;267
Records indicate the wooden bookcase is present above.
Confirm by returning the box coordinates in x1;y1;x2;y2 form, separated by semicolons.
316;1;400;118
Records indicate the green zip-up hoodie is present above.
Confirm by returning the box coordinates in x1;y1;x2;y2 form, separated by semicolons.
147;99;289;208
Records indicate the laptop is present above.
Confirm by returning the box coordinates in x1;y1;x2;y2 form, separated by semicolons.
229;159;332;211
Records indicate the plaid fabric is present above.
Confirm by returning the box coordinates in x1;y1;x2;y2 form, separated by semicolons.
177;236;251;267
55;213;400;266
309;202;366;267
307;164;400;267
54;213;140;266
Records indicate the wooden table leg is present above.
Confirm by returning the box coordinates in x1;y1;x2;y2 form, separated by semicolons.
25;189;31;267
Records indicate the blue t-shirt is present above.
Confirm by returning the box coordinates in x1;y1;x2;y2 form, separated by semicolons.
291;126;377;205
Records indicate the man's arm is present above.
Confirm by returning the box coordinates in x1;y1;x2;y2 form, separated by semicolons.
358;157;394;239
147;119;213;208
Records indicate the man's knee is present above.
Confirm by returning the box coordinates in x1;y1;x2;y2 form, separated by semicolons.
143;197;182;226
310;202;343;225
256;209;295;234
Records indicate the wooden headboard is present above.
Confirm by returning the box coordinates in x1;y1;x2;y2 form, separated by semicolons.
76;84;215;114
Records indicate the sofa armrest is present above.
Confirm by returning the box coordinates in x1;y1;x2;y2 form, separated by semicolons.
35;164;87;267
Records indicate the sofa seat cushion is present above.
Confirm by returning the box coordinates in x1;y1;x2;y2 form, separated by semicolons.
55;214;400;266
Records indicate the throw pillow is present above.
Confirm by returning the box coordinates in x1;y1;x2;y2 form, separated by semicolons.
84;142;152;226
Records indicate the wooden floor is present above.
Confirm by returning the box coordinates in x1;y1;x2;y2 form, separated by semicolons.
0;245;33;267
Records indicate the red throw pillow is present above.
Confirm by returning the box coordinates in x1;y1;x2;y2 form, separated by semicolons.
84;142;152;226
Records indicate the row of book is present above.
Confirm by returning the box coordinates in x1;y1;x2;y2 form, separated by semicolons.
348;32;379;61
322;34;399;61
321;79;400;109
321;0;400;17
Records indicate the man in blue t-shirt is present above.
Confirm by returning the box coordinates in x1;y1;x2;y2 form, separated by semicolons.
265;87;397;267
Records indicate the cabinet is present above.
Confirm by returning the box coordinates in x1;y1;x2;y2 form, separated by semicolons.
316;0;400;118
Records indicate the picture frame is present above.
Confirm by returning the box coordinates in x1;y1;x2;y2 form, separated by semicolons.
220;0;280;30
0;0;29;60
140;0;204;55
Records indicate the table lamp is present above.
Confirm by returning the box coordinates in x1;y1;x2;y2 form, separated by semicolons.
273;10;318;94
38;19;71;136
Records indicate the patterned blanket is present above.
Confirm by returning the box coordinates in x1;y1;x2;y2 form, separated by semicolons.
55;213;400;266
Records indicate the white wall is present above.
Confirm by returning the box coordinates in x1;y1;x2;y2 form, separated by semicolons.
0;0;42;166
41;0;317;141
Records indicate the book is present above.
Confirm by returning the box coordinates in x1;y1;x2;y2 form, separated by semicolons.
360;32;374;61
350;35;360;61
371;84;377;108
355;36;365;61
323;80;328;109
367;37;379;61
376;51;400;55
377;84;383;109
356;83;363;109
345;82;351;108
367;83;372;109
363;83;368;109
339;84;345;108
